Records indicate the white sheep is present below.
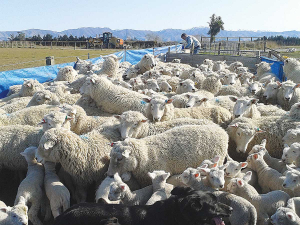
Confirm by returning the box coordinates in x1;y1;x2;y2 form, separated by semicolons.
262;79;281;105
156;78;172;92
56;66;78;83
95;55;121;79
26;90;60;107
249;139;287;173
228;61;243;72
277;80;300;110
0;96;32;113
108;173;153;205
43;161;70;218
284;58;300;83
283;125;300;146
37;125;121;203
202;74;222;95
175;79;196;94
172;90;214;108
95;176;120;204
246;152;294;196
270;205;300;225
282;143;300;167
227;171;290;225
80;75;148;115
0;197;28;225
143;95;232;127
122;66;139;80
107;124;229;187
134;54;156;74
255;62;275;81
213;60;226;71
190;70;206;89
221;73;240;86
239;72;254;85
114;110;213;140
146;171;173;205
15;147;44;225
199;164;228;190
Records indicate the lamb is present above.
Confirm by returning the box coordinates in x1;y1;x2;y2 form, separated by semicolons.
0;197;28;225
134;54;156;74
37;125;121;202
179;168;257;225
80;75;148;115
198;164;228;190
108;173;153;205
56;66;78;83
145;78;160;92
95;176;120;204
15;147;44;225
26;90;60;107
284;58;300;83
221;73;240;86
114;110;213;140
187;95;235;112
146;171;173;205
7;84;22;96
202;74;222;95
0;105;59;127
156;78;172;92
228;61;243;72
288;197;300;216
255;62;275;81
283;125;300;146
239;72;254;85
107;124;229;187
217;84;250;97
249;139;287;173
213;60;226;71
175;79;196;94
270;205;300;225
227;171;290;225
0;79;45;103
143;95;232;127
282;143;300;167
246;151;295;196
190;70;206;89
289;102;300;120
277;80;300;110
122;66;139;80
43;161;70;218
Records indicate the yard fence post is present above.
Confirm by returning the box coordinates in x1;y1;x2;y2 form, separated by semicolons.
46;56;55;66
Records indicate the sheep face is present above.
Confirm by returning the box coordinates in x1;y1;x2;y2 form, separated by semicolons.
270;207;298;225
144;97;173;122
177;79;196;93
239;72;253;85
248;139;267;155
200;165;227;189
20;79;44;97
179;168;200;185
0;204;29;225
281;143;300;164
281;81;300;102
37;129;61;162
107;141;138;177
282;167;300;190
228;123;261;153
248;81;262;94
283;128;300;146
141;54;156;69
222;73;238;85
146;79;160;92
31;90;52;105
108;182;126;202
224;161;247;178
263;81;281;100
123;67;139;80
39;111;69;132
231;97;259;118
158;80;172;92
80;76;98;96
115;111;147;140
186;94;206;108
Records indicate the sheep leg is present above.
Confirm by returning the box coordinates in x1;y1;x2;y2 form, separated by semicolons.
28;202;43;225
51;207;61;219
75;185;87;203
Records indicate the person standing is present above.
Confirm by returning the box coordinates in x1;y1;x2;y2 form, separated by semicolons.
181;33;201;54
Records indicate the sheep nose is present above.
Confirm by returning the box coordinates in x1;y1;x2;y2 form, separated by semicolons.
252;90;256;93
230;82;234;85
192;89;195;92
186;105;191;108
283;183;286;187
220;185;224;188
156;88;160;91
263;95;267;99
285;97;291;101
235;115;240;118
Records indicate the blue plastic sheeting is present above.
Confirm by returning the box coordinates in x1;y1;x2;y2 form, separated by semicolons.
0;45;180;99
260;56;285;82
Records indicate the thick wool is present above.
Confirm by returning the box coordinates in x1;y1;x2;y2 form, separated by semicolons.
284;58;300;83
107;124;228;187
56;66;78;83
26;90;60;107
202;75;222;95
80;75;148;115
0;96;31;113
277;80;300;110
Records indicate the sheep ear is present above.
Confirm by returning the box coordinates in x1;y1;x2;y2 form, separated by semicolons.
200;168;210;174
44;140;55;150
251;99;259;104
122;149;131;158
276;81;282;87
239;162;248;169
148;172;156;180
243;171;252;183
284;144;289;148
253;154;259;160
237;179;244;187
294;84;300;89
142;98;151;103
213;155;220;163
261;139;267;147
200;98;208;102
219;164;228;170
286;212;296;221
114;115;121;120
90;78;96;84
165;99;173;104
230;123;238;128
0;208;8;213
229;96;238;102
141;119;147;123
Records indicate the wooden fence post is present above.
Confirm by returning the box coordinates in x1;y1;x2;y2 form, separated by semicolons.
218;42;221;55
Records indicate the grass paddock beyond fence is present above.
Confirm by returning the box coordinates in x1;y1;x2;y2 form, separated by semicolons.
0;48;119;72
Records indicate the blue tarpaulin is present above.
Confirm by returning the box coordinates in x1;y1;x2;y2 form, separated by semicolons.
0;45;181;99
260;56;285;82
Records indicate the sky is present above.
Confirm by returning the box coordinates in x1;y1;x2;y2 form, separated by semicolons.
1;0;300;32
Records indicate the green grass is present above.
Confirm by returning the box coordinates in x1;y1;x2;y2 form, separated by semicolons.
0;48;119;72
281;51;300;59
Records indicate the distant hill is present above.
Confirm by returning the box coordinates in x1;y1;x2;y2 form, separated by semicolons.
1;27;300;41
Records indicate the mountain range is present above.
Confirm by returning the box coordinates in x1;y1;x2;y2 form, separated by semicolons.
1;27;300;41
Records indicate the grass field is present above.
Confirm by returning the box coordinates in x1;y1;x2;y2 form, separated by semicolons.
0;48;119;72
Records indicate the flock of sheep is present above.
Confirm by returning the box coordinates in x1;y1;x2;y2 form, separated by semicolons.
0;52;300;225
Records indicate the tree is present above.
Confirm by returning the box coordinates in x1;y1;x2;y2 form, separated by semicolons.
145;33;162;43
207;14;224;43
43;34;53;41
